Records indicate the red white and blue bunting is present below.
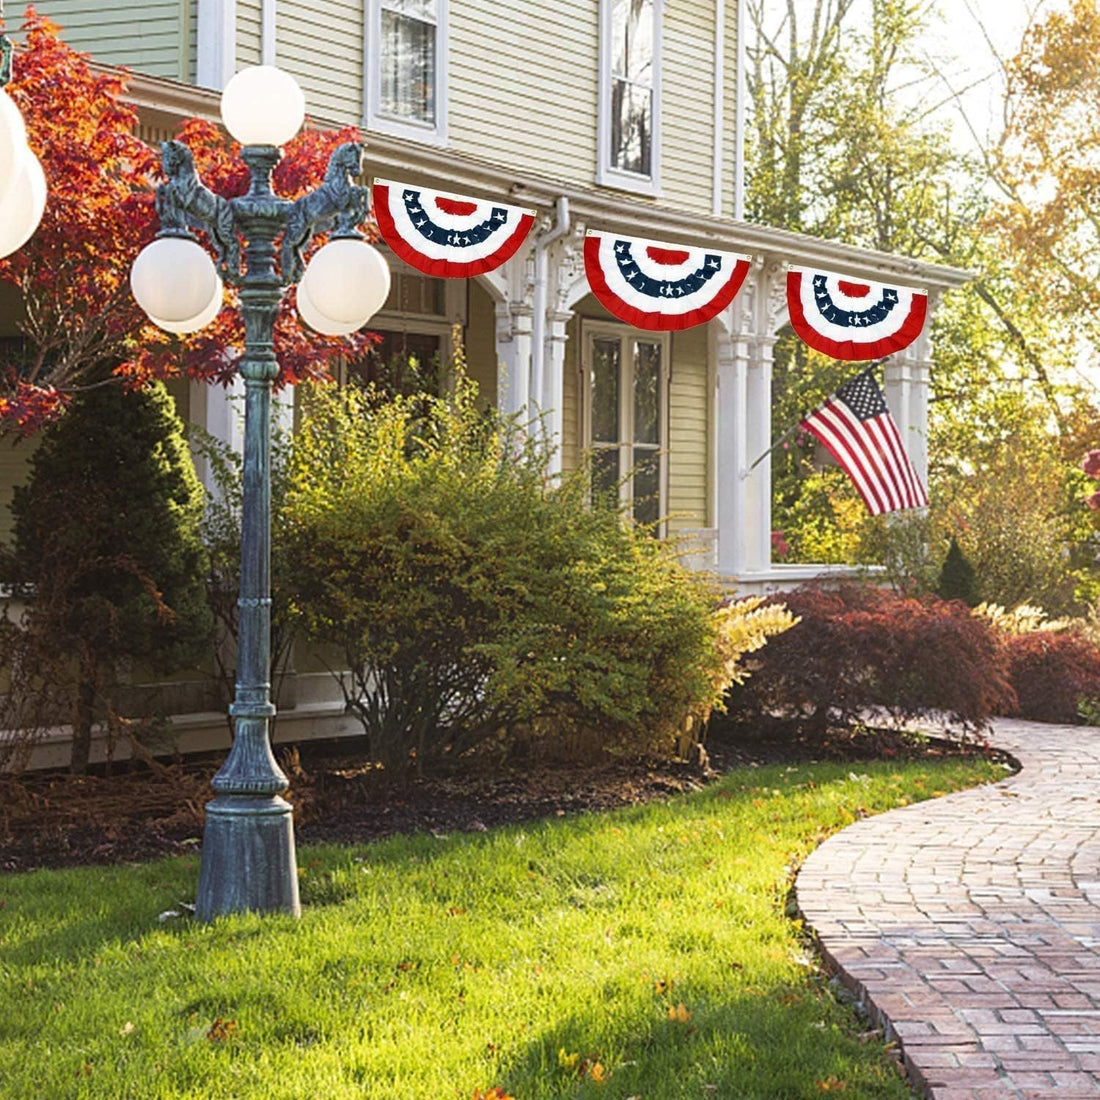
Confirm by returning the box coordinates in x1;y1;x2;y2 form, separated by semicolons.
584;231;751;331
787;268;928;360
372;179;536;278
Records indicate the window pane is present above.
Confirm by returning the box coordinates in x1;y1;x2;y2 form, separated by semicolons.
611;79;652;176
383;0;436;20
383;271;446;315
634;340;661;445
591;337;621;444
611;0;653;84
351;330;442;394
633;448;660;526
380;10;435;123
592;447;620;510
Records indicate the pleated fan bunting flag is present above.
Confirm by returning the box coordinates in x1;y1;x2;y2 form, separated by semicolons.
372;179;536;277
584;230;751;331
787;267;928;360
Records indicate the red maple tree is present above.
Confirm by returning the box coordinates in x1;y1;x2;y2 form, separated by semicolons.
0;8;376;434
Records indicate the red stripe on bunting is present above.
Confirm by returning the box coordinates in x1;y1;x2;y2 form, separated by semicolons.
583;236;750;332
786;269;928;361
372;182;536;279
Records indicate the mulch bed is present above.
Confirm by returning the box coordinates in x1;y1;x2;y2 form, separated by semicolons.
0;724;1001;874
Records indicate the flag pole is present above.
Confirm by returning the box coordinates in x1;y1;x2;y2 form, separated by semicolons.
741;358;889;480
742;420;803;478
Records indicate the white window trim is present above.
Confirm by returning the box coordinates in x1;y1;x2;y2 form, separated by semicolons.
596;0;663;198
581;320;670;532
363;0;449;147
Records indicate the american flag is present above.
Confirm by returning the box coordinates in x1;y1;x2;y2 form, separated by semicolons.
799;368;928;515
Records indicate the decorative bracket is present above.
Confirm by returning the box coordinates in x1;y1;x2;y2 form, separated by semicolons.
157;140;241;280
279;141;369;284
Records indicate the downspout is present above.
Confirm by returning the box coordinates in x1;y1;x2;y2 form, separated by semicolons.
712;0;725;217
529;196;571;442
733;0;746;220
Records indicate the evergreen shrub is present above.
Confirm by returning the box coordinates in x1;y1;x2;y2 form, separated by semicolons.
283;377;792;770
723;583;1014;736
4;382;212;772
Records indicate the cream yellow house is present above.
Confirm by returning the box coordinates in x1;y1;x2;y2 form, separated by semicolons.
10;1;970;765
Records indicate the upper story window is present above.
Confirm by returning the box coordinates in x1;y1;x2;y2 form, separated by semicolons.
365;0;449;145
598;0;662;196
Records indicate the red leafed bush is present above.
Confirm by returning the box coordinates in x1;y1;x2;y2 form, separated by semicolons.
723;584;1014;735
1001;631;1100;723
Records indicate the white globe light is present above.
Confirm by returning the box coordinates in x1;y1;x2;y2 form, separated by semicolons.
296;275;363;337
220;66;306;147
146;276;224;334
131;237;221;324
300;239;391;326
0;87;28;207
0;150;47;260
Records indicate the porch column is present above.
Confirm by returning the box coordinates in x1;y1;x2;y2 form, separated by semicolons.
543;309;572;477
715;259;783;580
884;287;936;490
495;300;532;422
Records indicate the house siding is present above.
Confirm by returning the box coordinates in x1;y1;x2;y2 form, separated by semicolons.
275;0;363;125
237;0;262;68
35;0;186;81
667;325;709;531
465;278;497;408
449;1;599;193
661;1;718;216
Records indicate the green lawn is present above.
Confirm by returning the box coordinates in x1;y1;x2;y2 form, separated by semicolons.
0;756;1005;1099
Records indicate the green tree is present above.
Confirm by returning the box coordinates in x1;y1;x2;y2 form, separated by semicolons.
937;536;978;606
7;381;212;773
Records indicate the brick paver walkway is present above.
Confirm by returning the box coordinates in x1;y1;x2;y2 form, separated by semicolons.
796;719;1100;1098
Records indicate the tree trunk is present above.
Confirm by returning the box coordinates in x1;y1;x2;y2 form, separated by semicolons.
70;668;96;775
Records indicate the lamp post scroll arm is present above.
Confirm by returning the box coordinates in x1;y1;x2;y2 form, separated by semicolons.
280;141;368;284
157;141;241;281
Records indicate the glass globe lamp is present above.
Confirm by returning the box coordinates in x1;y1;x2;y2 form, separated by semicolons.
0;150;46;260
146;277;224;335
220;66;306;147
131;237;222;326
299;239;391;328
0;87;28;207
295;275;363;336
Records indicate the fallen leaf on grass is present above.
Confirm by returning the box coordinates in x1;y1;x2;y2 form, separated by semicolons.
668;1002;693;1023
472;1089;514;1100
119;1021;135;1037
206;1017;238;1042
817;1076;848;1091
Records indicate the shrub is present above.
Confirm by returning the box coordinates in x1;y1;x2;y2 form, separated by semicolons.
723;583;1014;736
283;375;791;771
938;536;978;606
3;382;212;772
1001;631;1100;723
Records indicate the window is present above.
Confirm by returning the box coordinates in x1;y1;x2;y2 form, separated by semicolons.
347;255;465;394
598;0;662;195
365;0;448;144
584;323;669;528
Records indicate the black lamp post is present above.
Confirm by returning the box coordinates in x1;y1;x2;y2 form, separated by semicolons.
131;65;389;920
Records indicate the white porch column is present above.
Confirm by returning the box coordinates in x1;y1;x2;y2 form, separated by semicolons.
715;259;784;580
189;376;245;495
495;300;532;422
542;309;572;477
197;0;237;90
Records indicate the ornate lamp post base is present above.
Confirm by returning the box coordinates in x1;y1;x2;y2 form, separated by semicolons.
196;795;300;919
